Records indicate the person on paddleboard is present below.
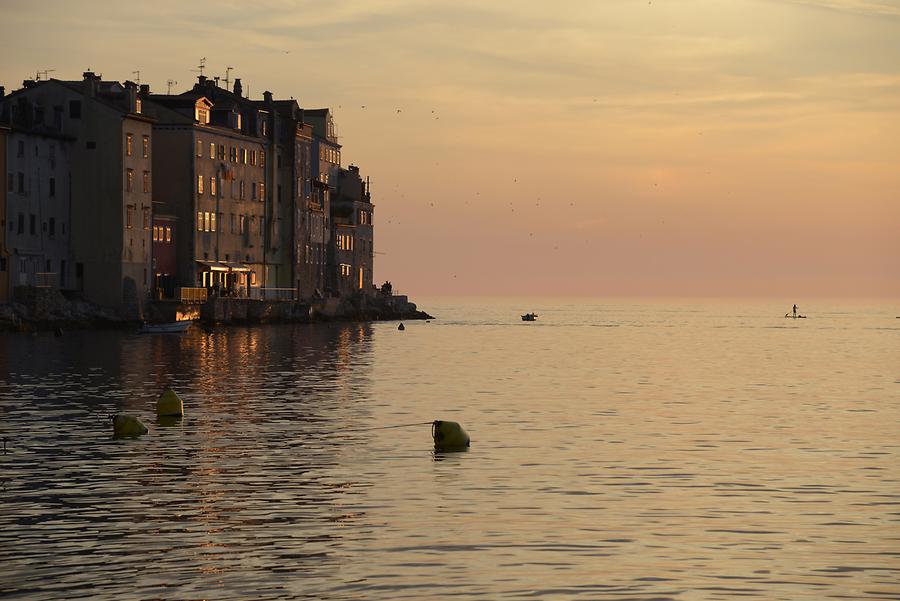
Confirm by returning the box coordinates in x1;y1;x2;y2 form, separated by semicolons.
793;304;798;318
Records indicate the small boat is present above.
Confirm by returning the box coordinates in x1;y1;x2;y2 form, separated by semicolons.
521;313;537;321
784;314;807;319
139;321;193;334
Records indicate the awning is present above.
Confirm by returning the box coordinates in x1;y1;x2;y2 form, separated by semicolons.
221;262;252;273
196;260;230;272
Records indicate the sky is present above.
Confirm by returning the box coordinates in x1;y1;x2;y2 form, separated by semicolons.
3;0;899;297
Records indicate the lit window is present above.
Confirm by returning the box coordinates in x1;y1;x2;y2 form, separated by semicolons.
210;176;216;196
259;182;265;201
126;205;134;228
197;174;204;195
251;182;257;201
197;212;203;231
142;135;149;158
142;207;150;230
143;171;150;193
250;150;256;166
210;212;216;232
260;150;266;168
135;98;142;114
165;226;171;242
126;168;134;192
218;144;225;160
210;143;215;159
196;139;203;158
196;106;209;124
126;133;133;156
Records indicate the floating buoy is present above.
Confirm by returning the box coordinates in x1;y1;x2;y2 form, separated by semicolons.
156;387;184;417
432;420;470;451
398;323;405;331
112;414;148;437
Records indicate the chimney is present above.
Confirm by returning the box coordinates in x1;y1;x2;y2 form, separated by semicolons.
23;79;36;89
263;90;273;104
214;76;220;87
139;84;150;96
124;80;137;113
0;86;5;98
233;78;243;97
82;71;98;97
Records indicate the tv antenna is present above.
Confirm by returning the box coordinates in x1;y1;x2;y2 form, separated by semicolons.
167;79;178;95
224;66;234;90
35;69;55;81
132;70;141;84
193;57;207;76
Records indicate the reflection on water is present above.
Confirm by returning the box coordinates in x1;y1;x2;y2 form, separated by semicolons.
1;301;899;599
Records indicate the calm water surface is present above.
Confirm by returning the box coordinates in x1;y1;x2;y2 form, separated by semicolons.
1;300;899;600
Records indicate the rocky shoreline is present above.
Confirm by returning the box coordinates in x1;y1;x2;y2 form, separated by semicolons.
0;287;433;333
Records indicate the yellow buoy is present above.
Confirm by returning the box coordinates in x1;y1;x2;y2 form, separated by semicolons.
112;414;148;437
156;387;184;417
432;420;470;451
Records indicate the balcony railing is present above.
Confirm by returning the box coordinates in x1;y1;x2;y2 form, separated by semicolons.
179;287;208;303
250;287;297;301
34;272;58;288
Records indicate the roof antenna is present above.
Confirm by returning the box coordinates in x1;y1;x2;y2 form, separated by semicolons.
167;79;178;95
225;66;234;90
132;70;141;84
35;69;55;81
193;57;207;77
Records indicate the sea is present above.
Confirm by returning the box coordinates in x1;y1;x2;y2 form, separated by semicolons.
1;299;898;600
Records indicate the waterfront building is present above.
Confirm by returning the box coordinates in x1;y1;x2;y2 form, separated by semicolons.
331;165;374;297
142;77;269;297
0;123;8;302
151;213;177;299
0;74;153;316
303;108;341;296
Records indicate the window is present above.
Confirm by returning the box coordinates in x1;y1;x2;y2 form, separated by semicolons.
239;214;246;234
239;180;245;200
153;225;159;241
126;206;133;229
260;150;266;168
251;181;257;201
6;173;12;192
197;174;204;195
126;133;133;156
210;212;216;232
340;263;351;276
230;214;236;233
135;98;142;114
217;144;225;160
210;142;215;159
210;176;216;196
277;184;282;204
143;171;150;193
197;212;203;231
142;135;149;158
126;169;134;192
241;148;248;164
165;226;172;242
17;213;24;234
49;217;55;236
142;207;150;230
196;139;203;158
196;107;209;124
259;182;265;201
230;146;237;162
250;150;256;166
69;100;81;119
49;177;56;198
